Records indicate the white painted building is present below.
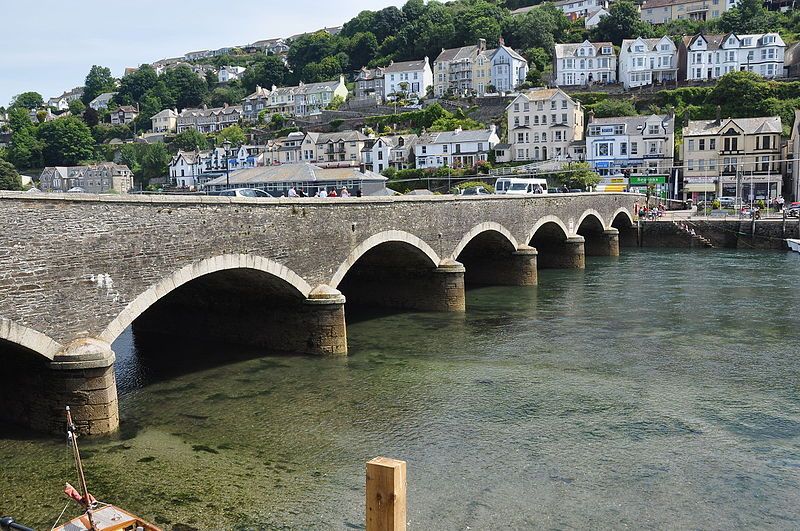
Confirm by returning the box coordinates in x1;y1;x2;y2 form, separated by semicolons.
619;36;678;89
151;109;178;133
554;40;617;87
586;113;675;177
554;0;608;20
218;66;247;83
415;127;500;169
383;58;433;101
679;32;785;82
169;148;227;189
89;92;118;111
490;45;529;94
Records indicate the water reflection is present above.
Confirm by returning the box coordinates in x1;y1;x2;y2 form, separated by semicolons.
1;249;799;529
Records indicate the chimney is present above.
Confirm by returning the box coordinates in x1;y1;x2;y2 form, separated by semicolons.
454;126;462;135
499;36;505;47
489;124;497;135
588;109;595;124
715;105;721;124
478;38;487;51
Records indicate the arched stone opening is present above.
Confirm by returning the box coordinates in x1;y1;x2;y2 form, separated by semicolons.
529;221;585;269
0;338;51;432
611;210;638;248
577;213;619;257
454;228;537;286
126;267;345;358
335;238;464;312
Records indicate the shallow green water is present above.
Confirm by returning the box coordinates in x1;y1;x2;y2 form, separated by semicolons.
2;249;800;529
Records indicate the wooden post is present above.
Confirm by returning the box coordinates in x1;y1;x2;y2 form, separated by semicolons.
366;457;407;531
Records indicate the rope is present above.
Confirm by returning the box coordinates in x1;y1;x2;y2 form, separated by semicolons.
50;502;70;531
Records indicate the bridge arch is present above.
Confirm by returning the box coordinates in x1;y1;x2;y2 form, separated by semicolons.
450;222;519;262
575;209;608;233
525;215;571;245
0;318;62;361
610;207;635;228
329;230;440;289
528;216;585;269
99;254;313;345
610;207;638;248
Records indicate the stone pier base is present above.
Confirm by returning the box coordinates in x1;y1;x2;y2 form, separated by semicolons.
585;228;620;257
43;339;119;436
538;236;586;269
463;246;538;287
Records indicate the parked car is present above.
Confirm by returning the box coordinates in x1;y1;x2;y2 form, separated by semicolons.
785;202;800;218
460;186;491;196
208;188;270;197
718;196;736;208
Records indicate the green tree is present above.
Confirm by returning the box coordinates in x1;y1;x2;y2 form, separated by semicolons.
9;92;44;110
210;85;246;107
709;71;771;117
162;66;209;110
303;56;347;83
170;129;209;152
556;162;601;190
140;143;171;184
216;125;246;147
8;126;43;169
68;99;86;116
269;113;286;129
0;160;23;190
82;65;117;105
588;99;638;118
326;95;346;110
38;117;95;165
240;55;288;93
592;0;653;45
718;0;783;34
116;64;159;105
348;32;379;70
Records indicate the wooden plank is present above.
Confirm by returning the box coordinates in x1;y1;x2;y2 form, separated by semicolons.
366;456;407;531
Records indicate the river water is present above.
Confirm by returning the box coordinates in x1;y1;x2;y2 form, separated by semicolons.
2;249;800;530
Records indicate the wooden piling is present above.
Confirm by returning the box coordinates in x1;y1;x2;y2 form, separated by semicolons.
366;457;407;531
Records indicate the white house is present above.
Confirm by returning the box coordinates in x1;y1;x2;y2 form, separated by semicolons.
218;66;247;83
490;45;529;93
383;58;433;101
585;7;609;28
585;113;675;177
89;92;118;111
47;88;83;111
169;148;227;189
679;32;785;82
554;0;609;19
414;127;500;169
151;109;178;133
366;134;418;173
554;40;617;86
619;36;678;89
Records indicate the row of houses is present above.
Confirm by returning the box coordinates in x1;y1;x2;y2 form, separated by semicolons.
554;32;786;90
38;163;134;193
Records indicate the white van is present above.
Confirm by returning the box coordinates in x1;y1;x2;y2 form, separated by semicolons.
497;178;549;196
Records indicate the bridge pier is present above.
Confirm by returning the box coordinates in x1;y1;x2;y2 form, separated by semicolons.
537;236;586;269
300;286;348;356
45;339;119;436
585;228;620;257
429;259;466;312
461;245;538;287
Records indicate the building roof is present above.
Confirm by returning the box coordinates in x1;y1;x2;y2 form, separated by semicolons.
118;106;138;113
588;114;674;133
179;105;243;118
306;130;368;144
684;116;782;136
296;77;344;94
682;34;727;50
495;45;526;62
642;0;703;8
204;163;386;187
435;44;481;63
90;92;118;104
621;37;675;52
555;41;615;59
357;67;386;81
418;128;497;145
244;86;272;101
510;5;537;15
384;58;429;73
151;109;178;119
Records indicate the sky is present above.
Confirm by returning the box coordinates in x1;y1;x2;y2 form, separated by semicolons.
0;0;405;107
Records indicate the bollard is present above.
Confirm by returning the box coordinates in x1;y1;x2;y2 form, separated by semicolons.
366;457;407;531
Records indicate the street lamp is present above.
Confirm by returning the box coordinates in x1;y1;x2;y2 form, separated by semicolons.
223;139;232;189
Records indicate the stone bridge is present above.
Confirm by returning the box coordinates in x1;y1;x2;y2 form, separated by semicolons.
0;192;639;435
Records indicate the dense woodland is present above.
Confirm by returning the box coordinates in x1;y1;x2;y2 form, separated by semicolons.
1;0;799;189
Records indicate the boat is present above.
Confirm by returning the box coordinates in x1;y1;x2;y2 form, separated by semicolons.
787;239;800;253
53;406;162;531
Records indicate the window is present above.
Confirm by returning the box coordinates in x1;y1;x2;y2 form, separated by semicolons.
421;146;427;154
517;133;525;143
631;142;638;155
648;124;660;135
562;100;568;109
551;100;557;110
551;114;556;123
699;139;705;150
443;145;449;153
709;139;716;150
478;143;483;151
561;113;567;123
514;103;520;112
555;131;563;141
688;139;695;151
596;142;612;156
621;142;628;155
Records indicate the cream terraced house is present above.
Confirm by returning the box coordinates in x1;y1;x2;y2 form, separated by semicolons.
641;0;738;24
506;88;584;162
294;75;348;117
679;32;785;82
554;40;617;86
414;127;499;169
619;36;678;89
682;116;783;201
585;113;675;177
434;39;527;97
150;109;178;133
301;130;369;167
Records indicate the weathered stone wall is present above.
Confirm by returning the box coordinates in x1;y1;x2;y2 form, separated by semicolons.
0;192;637;354
640;220;800;249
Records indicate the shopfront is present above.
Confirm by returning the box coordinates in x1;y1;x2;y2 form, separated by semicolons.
628;175;668;200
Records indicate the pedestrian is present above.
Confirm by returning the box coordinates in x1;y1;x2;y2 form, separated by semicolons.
328;188;338;197
297;188;306;198
356;188;363;198
288;186;298;198
317;188;328;198
341;187;351;198
778;195;785;211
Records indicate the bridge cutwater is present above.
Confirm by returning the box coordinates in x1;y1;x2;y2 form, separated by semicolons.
0;192;638;435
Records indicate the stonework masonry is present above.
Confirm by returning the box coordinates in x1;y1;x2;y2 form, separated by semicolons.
0;192;638;434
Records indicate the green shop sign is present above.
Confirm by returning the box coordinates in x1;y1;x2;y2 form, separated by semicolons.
629;176;667;185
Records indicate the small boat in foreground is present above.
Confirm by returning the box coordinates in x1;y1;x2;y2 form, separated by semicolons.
787;239;800;253
53;407;161;531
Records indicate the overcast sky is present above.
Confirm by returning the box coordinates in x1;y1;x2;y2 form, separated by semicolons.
0;0;405;106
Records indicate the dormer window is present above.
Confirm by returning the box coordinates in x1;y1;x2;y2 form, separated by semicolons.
635;45;644;52
763;35;775;44
602;47;612;54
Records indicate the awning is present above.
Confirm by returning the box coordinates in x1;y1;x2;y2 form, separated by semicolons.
684;183;716;192
597;184;627;192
